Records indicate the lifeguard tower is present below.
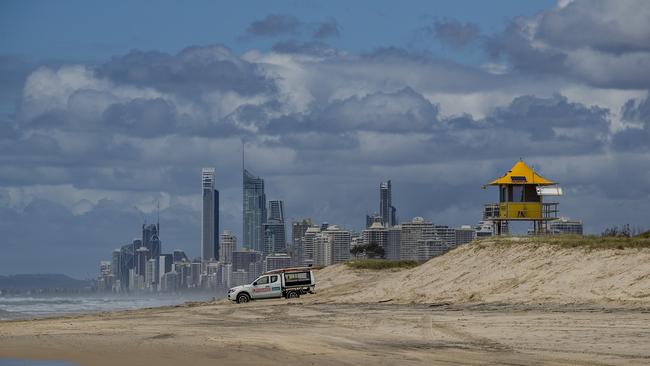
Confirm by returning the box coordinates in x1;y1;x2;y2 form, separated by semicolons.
483;160;562;235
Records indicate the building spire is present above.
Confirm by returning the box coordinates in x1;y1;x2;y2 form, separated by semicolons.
156;199;160;235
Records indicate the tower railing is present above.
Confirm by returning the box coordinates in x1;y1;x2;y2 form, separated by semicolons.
483;202;559;220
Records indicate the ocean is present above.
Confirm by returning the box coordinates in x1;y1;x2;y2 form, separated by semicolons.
0;294;216;320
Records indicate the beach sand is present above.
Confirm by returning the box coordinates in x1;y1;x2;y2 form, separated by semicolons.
2;239;649;365
1;301;649;366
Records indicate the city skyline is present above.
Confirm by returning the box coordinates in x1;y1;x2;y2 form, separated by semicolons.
2;1;649;277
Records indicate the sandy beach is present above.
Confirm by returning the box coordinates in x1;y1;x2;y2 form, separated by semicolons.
1;300;649;366
2;239;649;365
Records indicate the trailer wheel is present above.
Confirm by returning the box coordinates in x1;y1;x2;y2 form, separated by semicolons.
236;293;250;303
286;291;300;299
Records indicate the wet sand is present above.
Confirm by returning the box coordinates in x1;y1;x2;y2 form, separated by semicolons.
1;300;649;366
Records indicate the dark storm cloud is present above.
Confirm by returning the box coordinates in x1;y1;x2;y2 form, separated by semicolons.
246;14;301;37
484;22;567;75
101;97;178;136
312;18;340;39
485;0;650;89
96;46;277;96
613;93;650;151
429;19;480;49
265;87;440;134
488;94;609;140
535;0;650;55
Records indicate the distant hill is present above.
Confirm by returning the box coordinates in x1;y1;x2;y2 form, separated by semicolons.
0;274;92;290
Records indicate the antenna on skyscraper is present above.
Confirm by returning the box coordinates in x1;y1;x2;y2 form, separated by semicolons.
156;199;160;234
242;139;245;172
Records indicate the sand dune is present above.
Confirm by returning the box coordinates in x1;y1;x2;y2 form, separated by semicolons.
314;237;650;305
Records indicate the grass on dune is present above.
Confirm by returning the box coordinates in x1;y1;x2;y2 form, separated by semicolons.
345;259;420;270
479;234;650;250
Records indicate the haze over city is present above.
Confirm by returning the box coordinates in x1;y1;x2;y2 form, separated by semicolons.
2;0;650;278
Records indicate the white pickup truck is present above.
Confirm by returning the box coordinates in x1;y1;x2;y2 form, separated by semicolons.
227;267;316;304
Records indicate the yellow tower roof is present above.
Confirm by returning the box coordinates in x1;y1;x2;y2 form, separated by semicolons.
486;160;555;186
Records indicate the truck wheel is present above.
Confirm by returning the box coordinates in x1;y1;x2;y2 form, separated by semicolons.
286;291;300;299
236;293;250;304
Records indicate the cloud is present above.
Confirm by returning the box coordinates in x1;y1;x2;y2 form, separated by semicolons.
613;92;650;151
430;19;480;49
245;15;341;41
246;14;301;37
271;40;338;57
3;9;650;277
312;18;340;39
485;0;650;89
95;46;276;96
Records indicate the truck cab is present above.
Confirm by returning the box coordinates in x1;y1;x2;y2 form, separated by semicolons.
227;268;315;304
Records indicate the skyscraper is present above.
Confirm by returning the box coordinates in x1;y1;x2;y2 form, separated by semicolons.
264;200;286;255
400;217;434;261
142;223;161;282
268;200;285;222
202;168;219;262
243;169;266;253
219;230;236;264
380;180;397;227
362;219;388;248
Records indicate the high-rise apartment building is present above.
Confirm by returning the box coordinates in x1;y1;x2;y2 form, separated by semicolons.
400;217;434;261
417;238;445;261
291;218;311;265
292;218;312;246
549;217;583;235
135;246;149;277
264;221;286;255
158;254;173;288
386;225;402;260
264;253;292;272
433;225;456;249
232;249;263;272
302;226;321;265
454;225;476;246
219;230;236;264
362;220;388;248
325;225;352;265
243;169;266;253
380;180;397;227
201;168;219;262
313;233;332;267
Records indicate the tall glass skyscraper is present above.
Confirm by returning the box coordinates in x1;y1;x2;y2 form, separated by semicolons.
243;169;266;253
268;200;285;222
263;200;286;255
380;180;397;227
202;168;219;262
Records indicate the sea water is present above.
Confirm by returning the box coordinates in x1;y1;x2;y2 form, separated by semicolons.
0;359;76;366
0;294;215;320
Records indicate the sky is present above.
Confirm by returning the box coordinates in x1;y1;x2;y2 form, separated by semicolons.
1;0;649;277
